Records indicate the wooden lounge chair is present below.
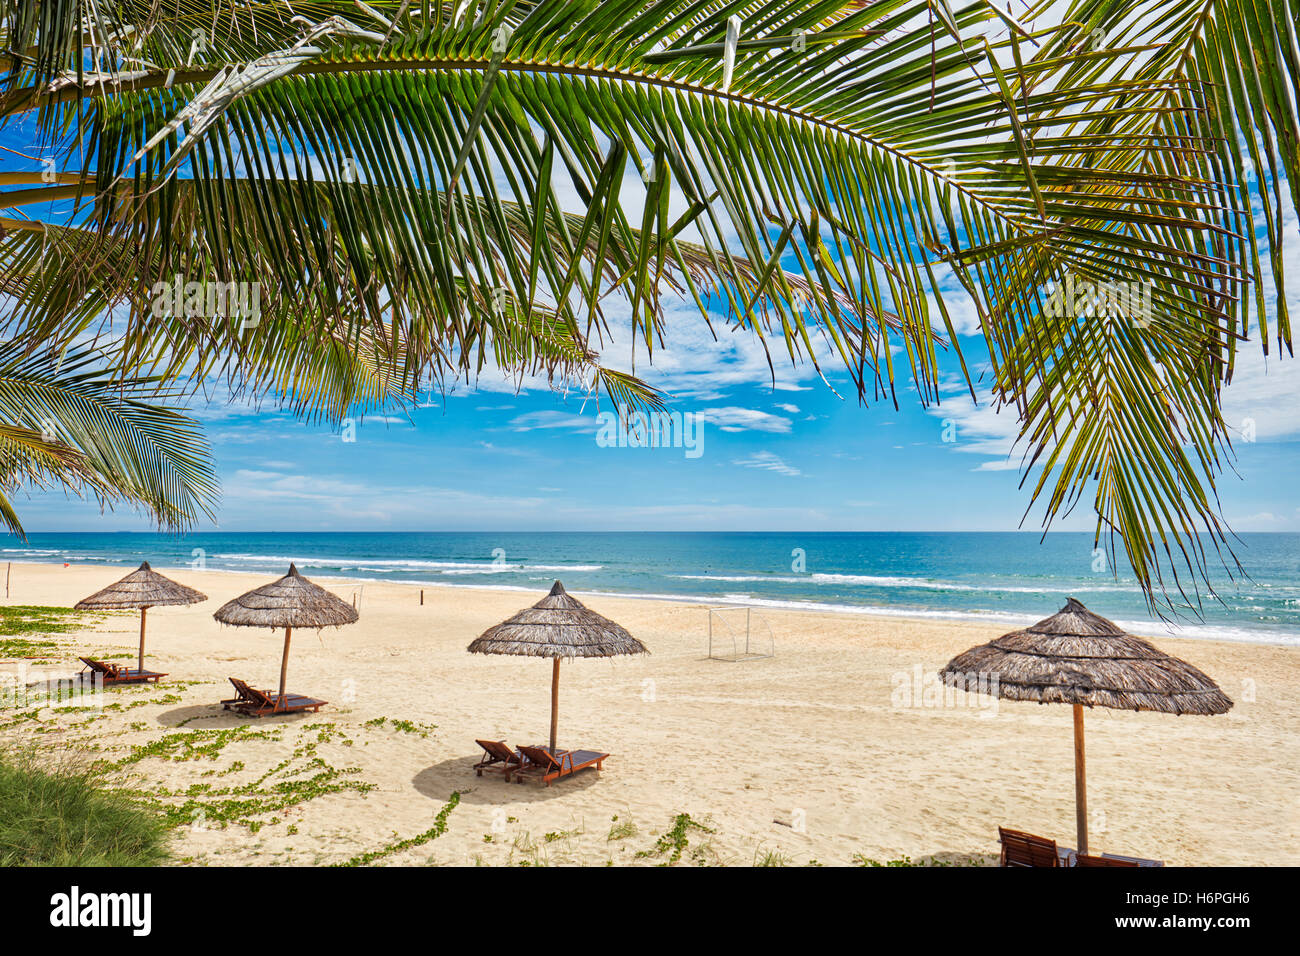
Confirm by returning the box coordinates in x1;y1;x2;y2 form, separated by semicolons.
513;744;609;786
79;656;167;685
221;677;326;717
474;739;523;780
1076;851;1163;867
998;827;1076;867
1075;853;1138;867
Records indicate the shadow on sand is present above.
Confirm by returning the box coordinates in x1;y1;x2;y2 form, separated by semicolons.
154;703;323;728
412;756;601;804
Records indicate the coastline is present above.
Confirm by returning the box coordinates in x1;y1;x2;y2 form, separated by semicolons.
2;560;1297;866
5;547;1296;649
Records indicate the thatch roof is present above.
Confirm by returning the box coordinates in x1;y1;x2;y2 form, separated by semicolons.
75;561;207;610
212;563;359;629
939;598;1232;715
467;580;648;658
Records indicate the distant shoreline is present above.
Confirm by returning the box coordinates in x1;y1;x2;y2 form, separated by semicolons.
6;556;1296;650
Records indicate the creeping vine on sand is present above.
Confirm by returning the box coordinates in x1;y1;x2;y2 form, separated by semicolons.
334;792;460;866
636;813;717;866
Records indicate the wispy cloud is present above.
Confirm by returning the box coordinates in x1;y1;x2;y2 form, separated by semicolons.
733;451;802;476
508;410;597;432
699;406;793;433
924;392;1023;471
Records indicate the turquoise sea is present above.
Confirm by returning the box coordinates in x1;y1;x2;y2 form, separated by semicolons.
4;531;1298;646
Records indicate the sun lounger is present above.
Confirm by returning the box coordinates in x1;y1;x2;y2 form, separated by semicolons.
474;739;524;780
998;826;1162;867
1076;851;1164;867
998;826;1076;867
79;656;167;685
1075;853;1137;867
513;744;608;786
222;677;326;717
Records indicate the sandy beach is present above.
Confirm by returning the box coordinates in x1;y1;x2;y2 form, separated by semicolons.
2;560;1296;866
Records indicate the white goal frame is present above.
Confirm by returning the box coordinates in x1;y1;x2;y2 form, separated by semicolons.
706;606;775;661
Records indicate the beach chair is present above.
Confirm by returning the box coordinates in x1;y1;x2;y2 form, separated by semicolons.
79;656;167;685
998;827;1076;867
1076;851;1163;867
513;744;609;786
221;677;260;707
474;739;523;780
1075;853;1138;867
221;677;326;717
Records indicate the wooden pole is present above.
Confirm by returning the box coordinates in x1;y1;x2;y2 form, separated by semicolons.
549;658;561;755
420;589;424;606
1073;703;1088;854
138;607;148;673
278;626;293;708
5;561;9;598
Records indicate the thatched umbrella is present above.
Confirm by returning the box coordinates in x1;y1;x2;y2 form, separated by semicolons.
213;563;358;700
75;562;207;672
468;580;647;754
940;597;1232;853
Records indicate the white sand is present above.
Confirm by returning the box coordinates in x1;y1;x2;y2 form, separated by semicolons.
2;561;1296;866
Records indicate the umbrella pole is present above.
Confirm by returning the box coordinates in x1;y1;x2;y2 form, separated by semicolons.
1073;703;1088;854
278;626;293;710
549;658;560;755
138;607;147;673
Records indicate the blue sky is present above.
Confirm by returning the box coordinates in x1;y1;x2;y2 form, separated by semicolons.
9;180;1300;534
14;283;1300;534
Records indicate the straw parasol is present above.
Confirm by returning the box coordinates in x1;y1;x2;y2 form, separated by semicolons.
939;597;1233;853
75;561;207;672
213;563;358;700
468;580;647;754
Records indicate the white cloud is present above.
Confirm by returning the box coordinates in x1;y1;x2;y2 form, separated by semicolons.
698;406;793;433
1218;350;1300;443
507;410;597;432
973;458;1021;472
926;392;1024;470
222;468;547;524
774;403;800;413
732;451;802;476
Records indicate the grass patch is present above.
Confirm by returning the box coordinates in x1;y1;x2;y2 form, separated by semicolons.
113;723;374;832
0;606;104;663
0;605;93;641
607;815;638;841
0;636;59;659
0;748;169;865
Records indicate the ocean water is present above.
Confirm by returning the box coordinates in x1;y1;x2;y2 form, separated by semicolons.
4;531;1298;646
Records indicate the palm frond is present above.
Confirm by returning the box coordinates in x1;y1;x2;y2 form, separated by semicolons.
0;340;219;533
0;1;1292;613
